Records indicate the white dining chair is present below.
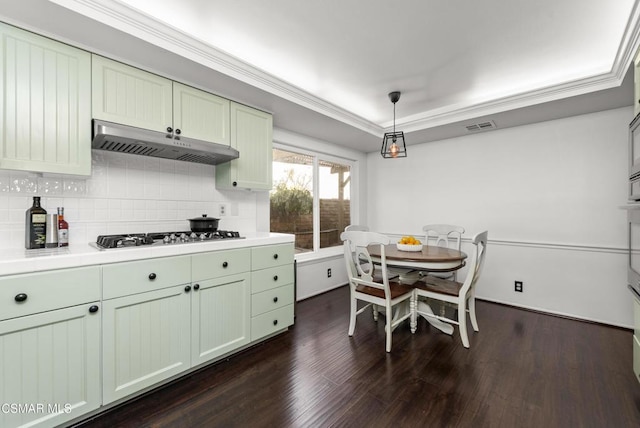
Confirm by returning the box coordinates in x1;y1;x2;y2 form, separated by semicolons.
422;224;465;281
340;230;415;352
344;224;369;232
414;230;488;348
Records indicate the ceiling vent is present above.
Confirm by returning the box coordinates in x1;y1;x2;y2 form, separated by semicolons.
465;120;497;132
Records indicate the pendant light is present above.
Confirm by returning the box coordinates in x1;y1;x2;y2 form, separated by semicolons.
380;91;407;158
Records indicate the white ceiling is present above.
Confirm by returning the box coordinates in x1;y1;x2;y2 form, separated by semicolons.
2;0;640;153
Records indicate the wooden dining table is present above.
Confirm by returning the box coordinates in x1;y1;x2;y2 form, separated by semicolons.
367;244;467;335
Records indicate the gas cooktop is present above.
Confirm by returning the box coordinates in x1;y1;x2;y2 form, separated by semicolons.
92;230;243;250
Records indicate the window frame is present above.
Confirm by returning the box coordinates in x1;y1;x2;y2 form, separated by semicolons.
272;142;358;261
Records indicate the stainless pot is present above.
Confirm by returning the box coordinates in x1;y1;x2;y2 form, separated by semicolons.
188;214;219;233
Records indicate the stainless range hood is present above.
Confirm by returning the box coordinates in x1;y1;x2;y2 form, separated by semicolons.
91;120;239;166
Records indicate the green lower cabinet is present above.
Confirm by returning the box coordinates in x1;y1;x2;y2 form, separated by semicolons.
191;272;251;366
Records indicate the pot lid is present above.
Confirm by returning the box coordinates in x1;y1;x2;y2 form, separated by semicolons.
189;214;220;221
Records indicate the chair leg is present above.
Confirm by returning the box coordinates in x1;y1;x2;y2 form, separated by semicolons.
458;299;470;348
372;304;379;321
469;294;479;332
410;294;417;334
385;303;393;352
348;295;357;336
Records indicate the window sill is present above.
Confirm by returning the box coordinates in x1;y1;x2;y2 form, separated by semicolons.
294;246;343;265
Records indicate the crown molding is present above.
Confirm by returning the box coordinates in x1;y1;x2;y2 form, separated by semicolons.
51;0;640;136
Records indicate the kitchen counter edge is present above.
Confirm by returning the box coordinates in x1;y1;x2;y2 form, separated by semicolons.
0;233;295;277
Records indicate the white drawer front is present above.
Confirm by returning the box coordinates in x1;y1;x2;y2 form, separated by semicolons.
103;256;190;300
0;267;100;321
251;283;294;317
251;304;294;341
251;264;294;294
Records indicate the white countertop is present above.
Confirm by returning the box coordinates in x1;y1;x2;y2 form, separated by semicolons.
0;233;295;276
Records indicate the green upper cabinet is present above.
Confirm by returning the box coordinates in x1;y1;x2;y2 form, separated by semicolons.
92;54;173;133
216;102;273;190
92;55;230;144
173;82;230;144
0;23;91;175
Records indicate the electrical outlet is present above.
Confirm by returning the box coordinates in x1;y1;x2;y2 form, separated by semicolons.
219;203;228;216
327;268;332;278
515;281;523;292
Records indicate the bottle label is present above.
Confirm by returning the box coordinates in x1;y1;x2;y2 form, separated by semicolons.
32;214;46;223
58;229;69;245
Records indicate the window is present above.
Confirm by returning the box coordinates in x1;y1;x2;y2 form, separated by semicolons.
271;147;352;254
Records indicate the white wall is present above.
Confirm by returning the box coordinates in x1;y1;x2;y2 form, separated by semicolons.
367;106;633;327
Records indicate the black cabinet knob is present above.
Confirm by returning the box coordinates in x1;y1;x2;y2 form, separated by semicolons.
232;181;237;187
222;262;228;268
89;305;99;313
149;273;157;280
273;297;278;303
175;128;181;135
185;285;192;292
194;284;200;291
273;275;278;281
273;254;278;259
167;127;173;133
14;293;27;302
273;319;278;326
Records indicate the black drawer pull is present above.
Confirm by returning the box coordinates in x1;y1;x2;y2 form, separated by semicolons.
149;273;157;280
185;285;192;293
232;181;238;187
89;305;99;313
273;253;278;259
175;128;181;135
273;275;278;281
14;293;27;302
222;261;228;268
273;319;278;326
194;284;200;291
273;297;278;303
167;126;173;133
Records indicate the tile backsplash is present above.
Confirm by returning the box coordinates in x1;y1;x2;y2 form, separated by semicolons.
0;151;260;250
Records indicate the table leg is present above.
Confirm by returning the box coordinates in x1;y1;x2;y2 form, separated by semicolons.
417;301;454;335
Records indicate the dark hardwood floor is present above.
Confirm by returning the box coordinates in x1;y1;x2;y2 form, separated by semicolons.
74;286;640;428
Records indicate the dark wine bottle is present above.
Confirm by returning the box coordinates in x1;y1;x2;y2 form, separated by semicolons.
57;207;69;247
26;196;47;249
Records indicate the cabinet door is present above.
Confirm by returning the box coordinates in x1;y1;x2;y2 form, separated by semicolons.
191;272;250;366
173;82;230;144
92;54;172;133
0;303;101;428
0;23;91;175
102;285;191;404
216;102;273;190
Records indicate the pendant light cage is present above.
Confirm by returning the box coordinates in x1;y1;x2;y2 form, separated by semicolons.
381;91;407;158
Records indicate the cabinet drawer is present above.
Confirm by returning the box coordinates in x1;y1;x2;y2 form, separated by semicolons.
251;283;294;316
635;335;640;385
251;304;294;341
103;256;190;300
192;248;251;281
251;244;294;270
0;267;100;321
251;264;294;294
634;296;640;339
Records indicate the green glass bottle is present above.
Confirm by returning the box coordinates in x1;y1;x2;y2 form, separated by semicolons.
26;196;47;249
